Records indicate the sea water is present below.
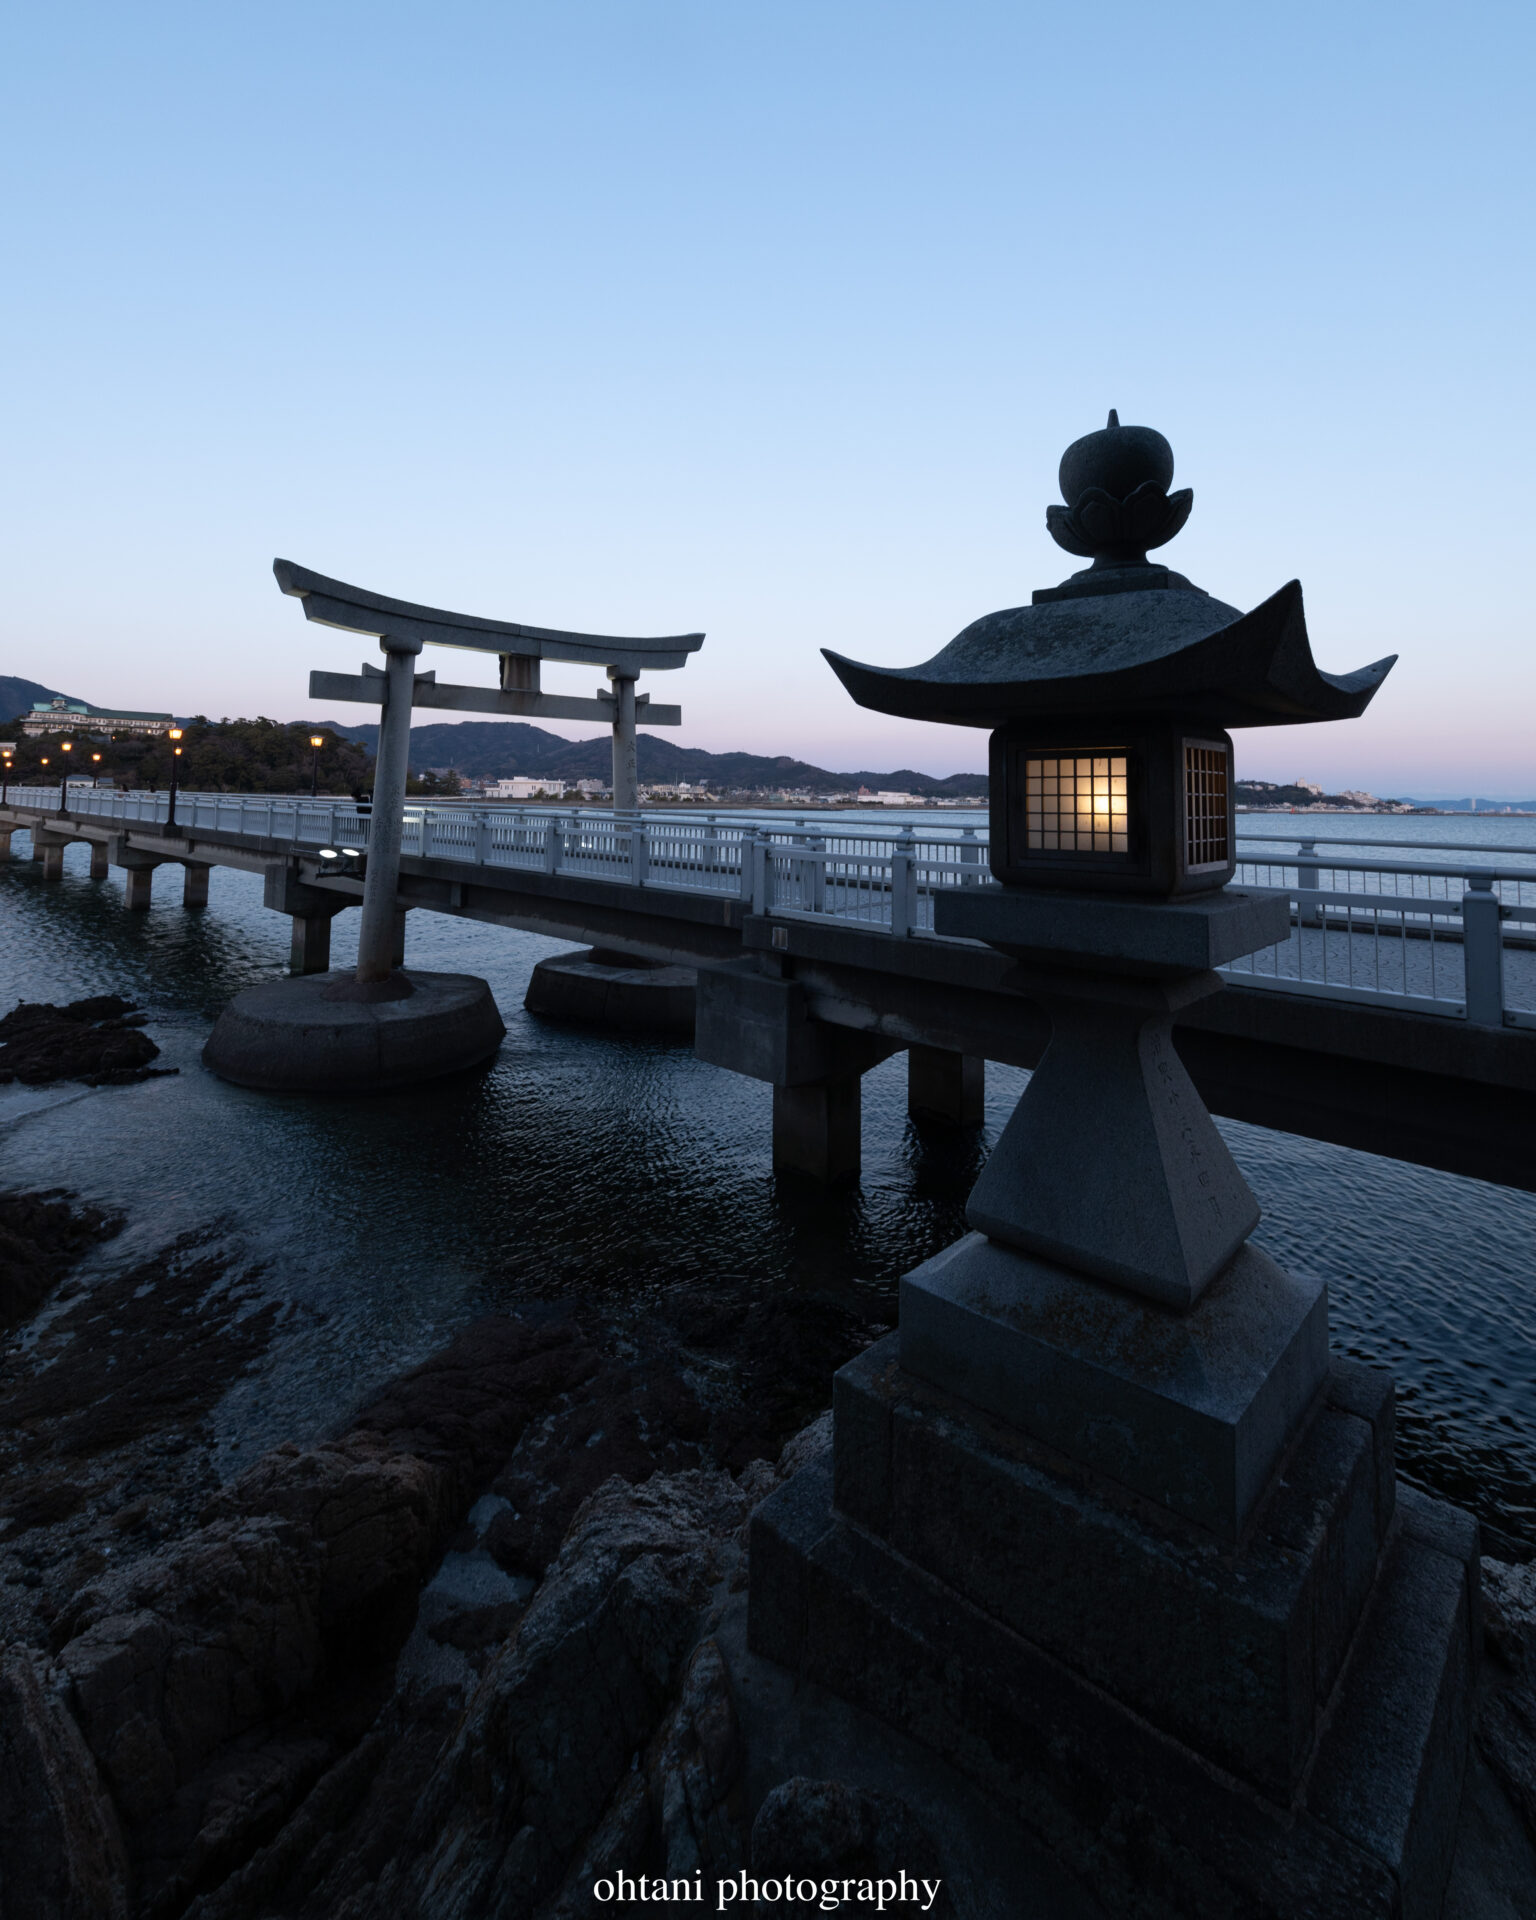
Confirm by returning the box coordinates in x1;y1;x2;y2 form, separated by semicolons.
2;818;1532;1553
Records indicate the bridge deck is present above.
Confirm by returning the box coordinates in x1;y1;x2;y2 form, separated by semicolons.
6;790;1535;1189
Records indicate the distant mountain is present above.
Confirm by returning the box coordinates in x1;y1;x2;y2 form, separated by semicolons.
0;675;85;724
308;718;988;797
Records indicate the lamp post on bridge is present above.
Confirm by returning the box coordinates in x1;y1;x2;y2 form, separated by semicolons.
57;738;73;815
165;727;184;833
1;745;13;807
309;733;325;798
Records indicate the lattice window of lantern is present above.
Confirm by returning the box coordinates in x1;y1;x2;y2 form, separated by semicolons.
1184;743;1230;870
1025;755;1129;854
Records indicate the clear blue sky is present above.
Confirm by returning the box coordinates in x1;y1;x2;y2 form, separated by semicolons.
2;1;1531;793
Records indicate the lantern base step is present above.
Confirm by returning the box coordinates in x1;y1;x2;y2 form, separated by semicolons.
896;1236;1329;1539
749;1427;1476;1920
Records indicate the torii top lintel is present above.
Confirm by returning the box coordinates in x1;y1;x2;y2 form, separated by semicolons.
273;560;705;677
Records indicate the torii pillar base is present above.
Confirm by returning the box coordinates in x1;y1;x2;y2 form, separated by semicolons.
203;970;504;1094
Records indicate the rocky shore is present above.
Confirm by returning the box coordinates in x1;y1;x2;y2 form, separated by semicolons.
0;997;175;1089
1;1195;1533;1919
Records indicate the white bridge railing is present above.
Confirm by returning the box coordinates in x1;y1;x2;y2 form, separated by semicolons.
7;789;1535;1029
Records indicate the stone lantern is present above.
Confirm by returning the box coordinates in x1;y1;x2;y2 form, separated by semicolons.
750;416;1480;1918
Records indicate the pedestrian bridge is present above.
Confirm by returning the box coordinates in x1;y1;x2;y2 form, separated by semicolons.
6;785;1536;1191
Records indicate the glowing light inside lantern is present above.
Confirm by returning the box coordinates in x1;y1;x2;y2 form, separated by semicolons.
1025;755;1129;854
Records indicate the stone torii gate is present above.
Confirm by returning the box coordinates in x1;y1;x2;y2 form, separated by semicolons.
275;560;704;985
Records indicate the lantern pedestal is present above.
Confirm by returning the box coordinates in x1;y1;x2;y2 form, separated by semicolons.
746;889;1478;1916
749;1337;1477;1920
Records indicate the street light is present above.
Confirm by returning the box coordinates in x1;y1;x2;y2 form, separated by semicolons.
166;726;185;831
309;733;325;798
91;751;103;788
0;746;12;807
58;739;73;816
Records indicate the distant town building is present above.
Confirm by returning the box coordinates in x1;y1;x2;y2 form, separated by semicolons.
485;776;565;799
22;697;174;739
641;781;716;800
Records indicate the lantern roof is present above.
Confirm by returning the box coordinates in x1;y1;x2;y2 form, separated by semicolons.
823;413;1396;732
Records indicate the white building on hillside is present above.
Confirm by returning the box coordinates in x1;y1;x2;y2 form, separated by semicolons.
485;776;565;799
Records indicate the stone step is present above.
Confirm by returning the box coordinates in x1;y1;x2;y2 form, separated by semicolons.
748;1452;1475;1920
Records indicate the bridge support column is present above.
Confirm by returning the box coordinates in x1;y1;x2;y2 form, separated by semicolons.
34;830;67;881
261;864;356;976
0;829;12;858
89;840;110;880
289;914;333;975
182;863;211;909
109;836;163;910
695;958;897;1184
772;1078;862;1182
907;1044;984;1127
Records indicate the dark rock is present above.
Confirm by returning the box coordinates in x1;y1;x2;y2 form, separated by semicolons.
1477;1560;1536;1847
53;1515;329;1828
0;998;167;1087
0;1645;130;1920
199;1433;451;1656
0;1187;120;1331
305;1470;747;1920
536;1636;746;1918
2;1478;89;1535
3;1239;279;1466
487;1362;708;1578
536;1770;653;1920
348;1314;601;1515
428;1601;527;1656
654;1289;882;1474
644;1637;744;1880
751;1779;947;1917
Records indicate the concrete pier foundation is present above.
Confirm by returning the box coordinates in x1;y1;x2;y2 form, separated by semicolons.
907;1044;984;1127
89;840;110;880
182;863;211;909
203;970;505;1093
0;828;15;858
123;867;155;909
524;947;697;1035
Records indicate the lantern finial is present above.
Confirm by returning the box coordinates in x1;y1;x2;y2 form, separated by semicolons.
1048;412;1191;569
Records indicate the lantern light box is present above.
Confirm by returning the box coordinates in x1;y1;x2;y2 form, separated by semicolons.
824;411;1394;904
